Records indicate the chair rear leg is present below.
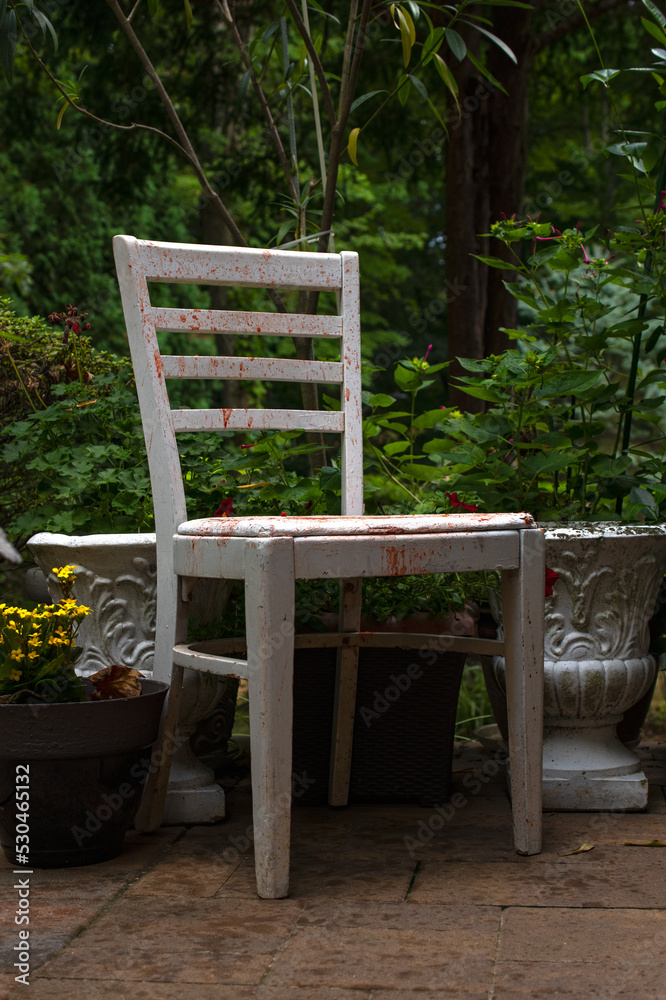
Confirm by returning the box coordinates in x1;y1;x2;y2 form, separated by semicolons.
134;579;188;833
329;577;362;806
501;529;545;856
244;538;295;899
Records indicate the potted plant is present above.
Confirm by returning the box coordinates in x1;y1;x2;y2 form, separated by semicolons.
0;565;168;867
0;306;234;825
408;215;666;810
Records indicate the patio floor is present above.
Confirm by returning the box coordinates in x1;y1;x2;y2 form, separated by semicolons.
1;740;665;999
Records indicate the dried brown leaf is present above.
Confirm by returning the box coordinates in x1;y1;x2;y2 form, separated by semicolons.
89;664;143;700
623;840;666;847
557;842;595;856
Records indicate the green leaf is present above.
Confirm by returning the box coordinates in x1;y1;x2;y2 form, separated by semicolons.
384;441;410;456
238;67;252;102
629;485;658;510
369;393;395;408
445;27;466;61
319;466;341;491
472;254;511;270
422;25;445;62
263;21;280;42
392;2;415;66
408;73;428;100
348;126;360;165
32;9;58;50
413;409;448;430
642;16;666;45
533;370;602;397
350;90;386;113
0;0;6;25
394;364;424;391
581;68;620;88
56;100;70;130
147;0;160;14
643;0;666;29
522;452;576;475
183;0;193;28
466;50;508;95
397;73;411;105
401;463;443;482
433;53;459;106
463;21;517;64
457;385;504;402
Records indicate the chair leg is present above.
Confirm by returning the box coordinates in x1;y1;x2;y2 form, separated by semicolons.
244;538;295;899
501;529;545;856
134;573;189;833
329;578;362;806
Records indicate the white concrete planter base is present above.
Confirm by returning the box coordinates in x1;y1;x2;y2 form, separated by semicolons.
494;523;666;812
27;532;231;825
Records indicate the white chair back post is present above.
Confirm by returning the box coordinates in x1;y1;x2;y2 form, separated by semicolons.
113;237;364;682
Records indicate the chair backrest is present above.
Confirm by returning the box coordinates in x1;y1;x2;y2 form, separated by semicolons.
113;237;363;548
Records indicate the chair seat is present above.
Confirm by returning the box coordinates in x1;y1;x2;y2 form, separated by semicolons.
177;512;537;538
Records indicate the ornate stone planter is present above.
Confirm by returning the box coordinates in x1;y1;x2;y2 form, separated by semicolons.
27;532;232;825
492;523;666;811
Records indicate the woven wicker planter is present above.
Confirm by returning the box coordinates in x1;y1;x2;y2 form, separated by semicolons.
292;613;473;807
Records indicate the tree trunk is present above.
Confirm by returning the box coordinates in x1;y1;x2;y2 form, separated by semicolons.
200;204;250;409
445;12;534;409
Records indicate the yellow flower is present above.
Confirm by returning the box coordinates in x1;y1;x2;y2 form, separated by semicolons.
53;565;77;582
9;669;21;682
27;651;39;660
10;649;24;662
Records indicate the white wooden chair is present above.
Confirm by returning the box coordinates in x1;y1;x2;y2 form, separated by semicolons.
113;236;545;899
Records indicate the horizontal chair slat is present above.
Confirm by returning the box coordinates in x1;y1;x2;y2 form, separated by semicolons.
161;355;343;383
190;633;505;657
135;241;343;289
151;307;343;338
171;407;345;433
173;643;249;679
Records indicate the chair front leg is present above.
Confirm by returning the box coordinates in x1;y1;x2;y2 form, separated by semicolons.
244;537;296;899
501;528;545;856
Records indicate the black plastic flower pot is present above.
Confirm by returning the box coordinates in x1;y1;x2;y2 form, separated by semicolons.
0;679;168;868
292;625;468;808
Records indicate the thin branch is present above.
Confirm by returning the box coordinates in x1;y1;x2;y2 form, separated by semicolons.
216;0;299;205
21;29;191;160
105;0;247;246
127;0;142;24
339;0;359;118
314;0;372;258
283;0;336;128
342;0;373;125
534;0;628;53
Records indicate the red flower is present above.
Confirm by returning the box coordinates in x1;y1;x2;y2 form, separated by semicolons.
444;492;478;513
213;497;234;517
545;567;559;597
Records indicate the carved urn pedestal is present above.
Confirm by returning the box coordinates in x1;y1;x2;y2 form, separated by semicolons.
493;523;666;811
27;532;232;825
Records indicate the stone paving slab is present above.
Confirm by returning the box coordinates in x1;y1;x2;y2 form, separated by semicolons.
1;742;665;998
409;854;666;908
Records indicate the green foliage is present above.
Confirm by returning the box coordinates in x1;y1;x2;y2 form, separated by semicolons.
455;664;494;740
438;219;666;521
